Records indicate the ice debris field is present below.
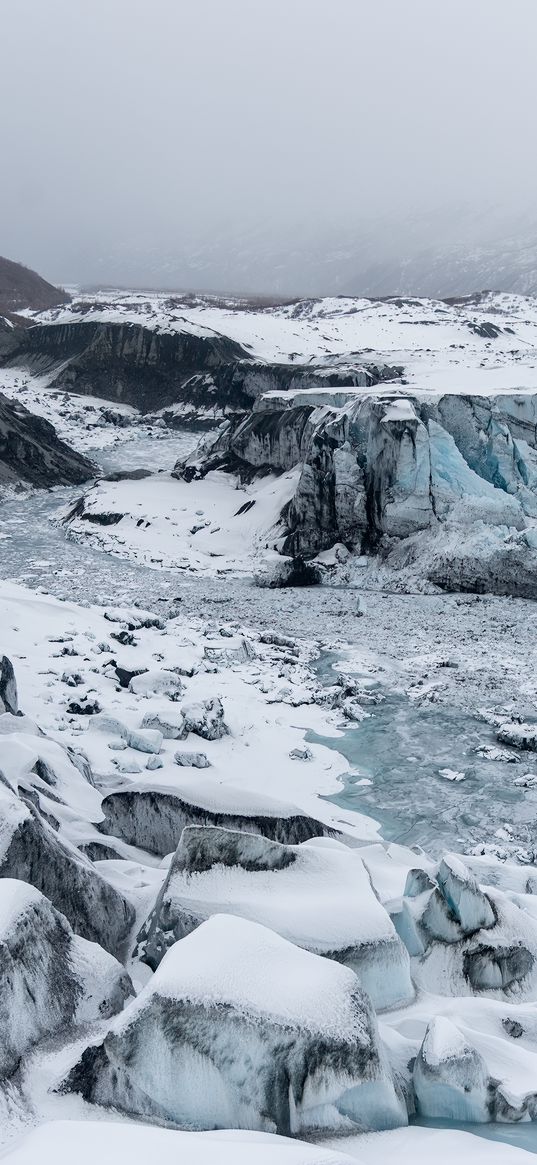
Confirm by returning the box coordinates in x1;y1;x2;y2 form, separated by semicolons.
4;289;537;1162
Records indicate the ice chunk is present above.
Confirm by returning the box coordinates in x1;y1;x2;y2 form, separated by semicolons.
436;855;495;933
142;708;186;738
0;878;132;1077
99;779;333;856
126;727;163;754
65;915;407;1135
0;655;17;715
413;1017;491;1122
0;782;134;957
497;722;537;751
181;697;229;740
135;825;413;1010
174;751;211;768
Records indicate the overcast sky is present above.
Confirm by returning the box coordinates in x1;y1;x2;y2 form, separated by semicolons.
2;0;537;291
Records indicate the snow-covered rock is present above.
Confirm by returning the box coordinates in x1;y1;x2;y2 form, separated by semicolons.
65;914;406;1134
0;879;132;1077
181;697;229;740
136;827;413;1011
98;780;334;857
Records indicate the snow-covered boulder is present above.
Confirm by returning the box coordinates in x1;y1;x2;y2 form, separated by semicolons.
0;879;132;1077
98;779;334;856
181;697;229;740
129;669;185;698
136;827;413;1010
65;915;406;1135
0;781;134;957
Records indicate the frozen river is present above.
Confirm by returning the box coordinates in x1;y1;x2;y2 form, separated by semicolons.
310;655;537;859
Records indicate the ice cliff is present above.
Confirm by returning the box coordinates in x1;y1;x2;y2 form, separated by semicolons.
177;389;537;597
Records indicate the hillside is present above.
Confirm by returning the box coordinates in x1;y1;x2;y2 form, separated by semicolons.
0;255;70;314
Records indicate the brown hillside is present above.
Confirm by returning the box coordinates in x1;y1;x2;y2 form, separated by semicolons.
0;256;70;314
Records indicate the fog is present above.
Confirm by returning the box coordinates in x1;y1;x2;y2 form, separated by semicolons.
2;0;537;295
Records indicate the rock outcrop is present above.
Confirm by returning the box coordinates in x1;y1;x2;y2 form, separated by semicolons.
0;391;94;487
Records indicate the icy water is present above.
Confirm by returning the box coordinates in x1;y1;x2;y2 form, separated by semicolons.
413;1116;537;1154
308;654;537;858
0;429;199;608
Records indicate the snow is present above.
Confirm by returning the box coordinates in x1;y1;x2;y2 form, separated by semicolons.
30;287;537;399
331;1126;535;1162
0;1122;358;1165
61;467;301;575
5;290;537;1152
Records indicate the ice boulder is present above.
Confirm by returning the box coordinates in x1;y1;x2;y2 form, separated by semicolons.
65;914;406;1135
413;1017;492;1122
394;852;537;998
129;669;184;698
0;879;133;1077
136;826;413;1010
0;781;134;957
99;778;334;856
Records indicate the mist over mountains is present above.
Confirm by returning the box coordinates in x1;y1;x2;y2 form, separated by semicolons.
12;204;537;301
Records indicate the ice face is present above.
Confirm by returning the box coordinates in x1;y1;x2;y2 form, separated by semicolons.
0;782;134;957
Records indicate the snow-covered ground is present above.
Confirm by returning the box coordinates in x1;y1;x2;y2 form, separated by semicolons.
31;287;537;395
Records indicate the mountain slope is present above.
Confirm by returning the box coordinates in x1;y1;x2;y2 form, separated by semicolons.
0;255;70;315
